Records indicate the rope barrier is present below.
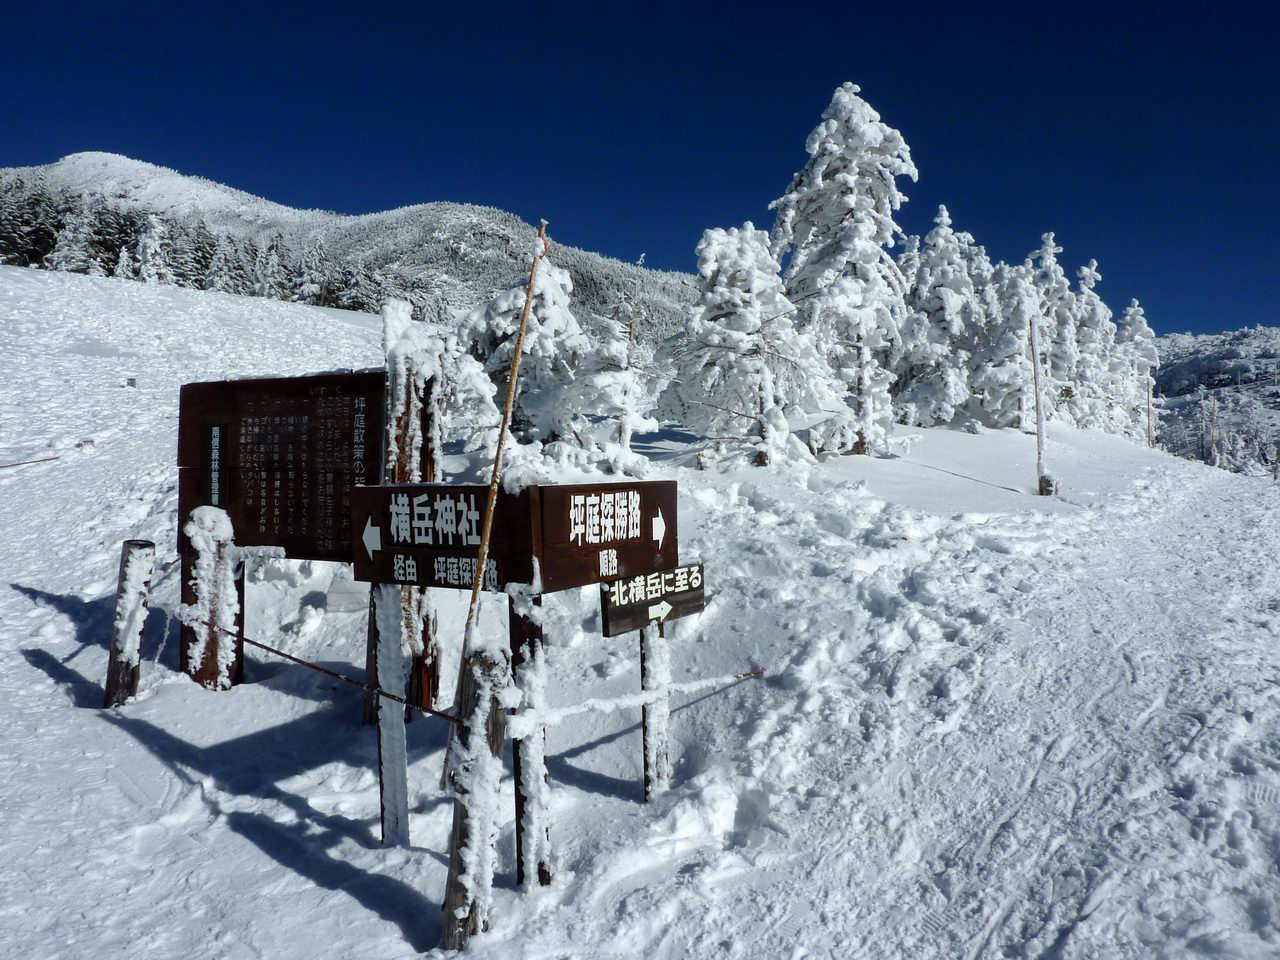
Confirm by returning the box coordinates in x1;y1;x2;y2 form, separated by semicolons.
186;616;460;725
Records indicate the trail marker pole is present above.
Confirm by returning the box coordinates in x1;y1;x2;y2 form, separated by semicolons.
103;539;156;707
509;596;551;886
1027;314;1054;495
1147;376;1155;447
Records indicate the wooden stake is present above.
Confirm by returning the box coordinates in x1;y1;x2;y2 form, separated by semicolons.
103;539;156;708
1147;376;1154;447
372;583;410;846
441;220;548;783
179;510;245;689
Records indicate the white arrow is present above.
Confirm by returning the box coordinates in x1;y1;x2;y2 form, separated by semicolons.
648;599;673;622
362;516;382;561
651;507;666;550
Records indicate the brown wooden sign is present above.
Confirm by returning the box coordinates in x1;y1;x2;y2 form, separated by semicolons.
350;480;678;594
177;371;385;562
599;563;705;637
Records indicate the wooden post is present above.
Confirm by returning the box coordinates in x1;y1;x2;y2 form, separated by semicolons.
1147;376;1155;447
510;596;551;887
372;583;410;846
440;651;507;951
179;507;245;690
640;622;672;800
103;539;156;707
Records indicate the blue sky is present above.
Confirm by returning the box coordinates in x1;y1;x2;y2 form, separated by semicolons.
5;1;1276;335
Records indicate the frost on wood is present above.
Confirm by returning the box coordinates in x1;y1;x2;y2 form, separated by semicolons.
113;544;156;669
513;625;550;887
178;506;240;690
373;583;410;846
641;623;673;797
382;297;445;483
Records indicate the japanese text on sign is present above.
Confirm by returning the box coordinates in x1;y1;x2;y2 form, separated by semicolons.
568;489;641;546
388;491;483;547
608;564;702;607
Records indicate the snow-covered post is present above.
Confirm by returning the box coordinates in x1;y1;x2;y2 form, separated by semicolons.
440;648;509;951
1026;315;1056;496
178;506;245;690
640;622;672;799
372;583;410;846
103;539;156;707
364;300;446;725
509;594;551;887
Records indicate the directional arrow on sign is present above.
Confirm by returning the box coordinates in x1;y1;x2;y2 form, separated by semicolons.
648;599;673;622
362;516;382;561
652;507;666;550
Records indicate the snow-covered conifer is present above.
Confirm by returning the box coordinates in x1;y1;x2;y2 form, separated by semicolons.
1114;298;1160;440
969;262;1035;429
252;232;290;300
45;196;105;276
458;257;588;454
112;246;135;280
338;259;383;313
204;234;251;295
1069;260;1118;428
1030;233;1077;420
294;236;333;305
658;223;843;466
769;82;917;454
895;205;975;425
568;314;659;474
135;215;174;285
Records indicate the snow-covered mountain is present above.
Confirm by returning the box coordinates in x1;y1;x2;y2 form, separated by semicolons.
4;266;1279;958
1156;326;1280;474
0;152;695;334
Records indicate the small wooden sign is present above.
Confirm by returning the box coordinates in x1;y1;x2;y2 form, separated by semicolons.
599;563;704;637
350;480;679;595
177;371;385;562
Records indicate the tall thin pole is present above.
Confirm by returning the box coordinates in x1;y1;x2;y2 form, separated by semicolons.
1147;376;1154;447
441;220;547;783
1027;313;1048;493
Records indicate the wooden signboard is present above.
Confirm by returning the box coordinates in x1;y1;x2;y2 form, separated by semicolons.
599;563;705;637
350;480;678;595
177;371;386;562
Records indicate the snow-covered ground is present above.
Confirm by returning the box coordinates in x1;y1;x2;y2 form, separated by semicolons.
2;266;1278;959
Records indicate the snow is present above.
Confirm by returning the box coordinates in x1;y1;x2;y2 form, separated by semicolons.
113;542;156;669
3;265;1279;958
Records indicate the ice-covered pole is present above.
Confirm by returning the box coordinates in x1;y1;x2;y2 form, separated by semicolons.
103;539;156;707
1027;313;1052;496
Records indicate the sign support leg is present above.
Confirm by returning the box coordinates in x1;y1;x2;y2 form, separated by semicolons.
373;583;410;846
640;622;672;800
178;508;245;690
510;596;551;887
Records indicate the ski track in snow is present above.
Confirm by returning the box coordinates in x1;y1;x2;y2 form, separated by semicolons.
2;267;1278;959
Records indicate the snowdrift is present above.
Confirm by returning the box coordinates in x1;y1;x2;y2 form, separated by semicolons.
2;267;1279;959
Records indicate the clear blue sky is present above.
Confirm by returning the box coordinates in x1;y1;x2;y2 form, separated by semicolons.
5;2;1276;335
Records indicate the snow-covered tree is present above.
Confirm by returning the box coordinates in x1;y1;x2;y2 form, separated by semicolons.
769;82;917;454
45;196;105;275
969;262;1035;429
338;259;383;313
136;215;174;285
659;223;843;466
567;315;659;474
459;257;589;452
252;232;290;300
294;236;334;305
112;246;135;280
1114;298;1160;441
895;205;976;425
204;234;251;295
1030;233;1077;420
1069;260;1118;428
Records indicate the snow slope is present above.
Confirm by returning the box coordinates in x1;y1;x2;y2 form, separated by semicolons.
2;266;1278;959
